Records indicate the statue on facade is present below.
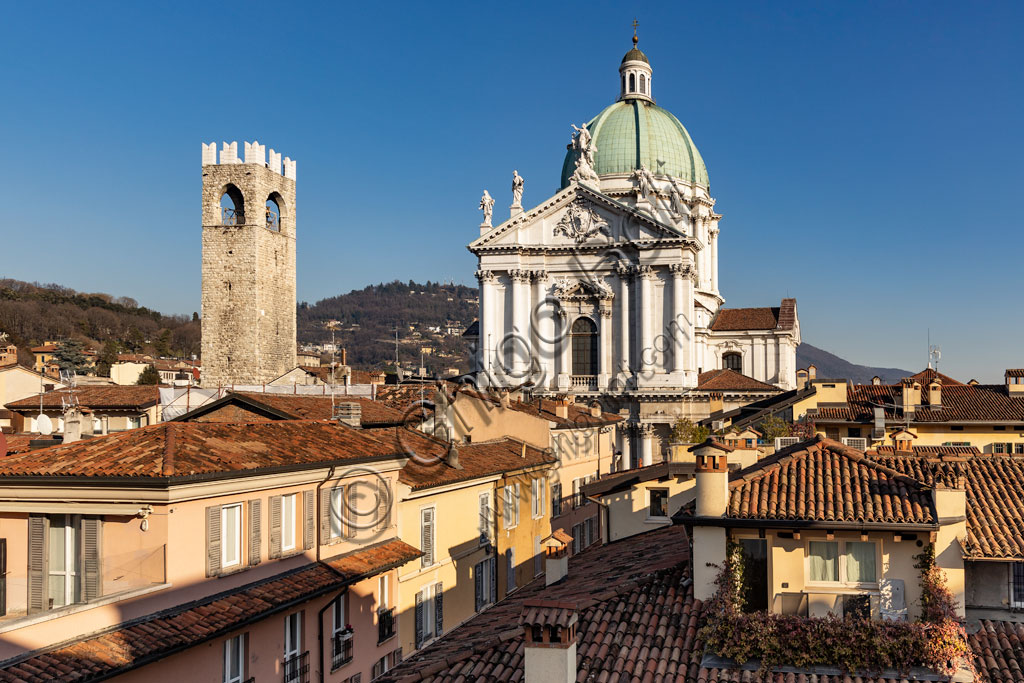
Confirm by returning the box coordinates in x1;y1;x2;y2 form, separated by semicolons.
669;180;688;217
632;164;656;199
511;170;524;207
570;123;599;183
479;190;495;226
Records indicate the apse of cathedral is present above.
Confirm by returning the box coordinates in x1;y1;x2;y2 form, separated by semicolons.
468;33;800;468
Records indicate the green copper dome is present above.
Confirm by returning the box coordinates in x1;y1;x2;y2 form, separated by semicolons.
560;99;709;189
621;47;648;64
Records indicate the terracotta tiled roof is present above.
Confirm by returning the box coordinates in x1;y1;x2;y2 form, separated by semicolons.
909;368;964;385
6;386;160;411
868;452;1024;559
0;435;33;456
375;385;440;411
817;381;1024;424
1006;369;1024;379
969;619;1024;682
455;389;623;428
874;445;981;457
386;429;555;490
230;391;406;426
710;307;780;331
699;437;937;525
0;421;403;480
381;524;690;682
696;369;779;392
30;345;57;354
0;539;421;682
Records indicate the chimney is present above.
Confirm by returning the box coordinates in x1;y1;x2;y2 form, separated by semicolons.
872;376;881;385
901;379;920;419
499;390;511;409
588;401;601;418
708;391;723;415
520;601;577;683
892;429;916;453
796;368;808;387
62;407;83;444
333;402;362;428
689;439;732;601
341;348;347;366
931;475;967;617
928;378;942;408
554;397;569;420
1006;370;1024;395
807;364;816;381
445;444;463;470
541;530;572;585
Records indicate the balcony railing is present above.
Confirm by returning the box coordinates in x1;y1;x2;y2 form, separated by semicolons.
331;631;353;670
571;375;597;389
221;207;245;225
266;208;280;230
283;651;309;683
378;606;396;643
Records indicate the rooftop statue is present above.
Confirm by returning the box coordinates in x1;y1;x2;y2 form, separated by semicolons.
479;190;495;226
511;170;524;207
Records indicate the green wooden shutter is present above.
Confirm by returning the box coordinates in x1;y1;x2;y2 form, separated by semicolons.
80;517;102;601
269;495;282;559
248;499;262;566
303;490;315;550
205;506;221;577
27;515;48;614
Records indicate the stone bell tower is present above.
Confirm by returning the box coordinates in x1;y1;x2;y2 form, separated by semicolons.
200;141;297;388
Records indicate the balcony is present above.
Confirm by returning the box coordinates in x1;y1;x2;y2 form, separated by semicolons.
378;606;396;643
571;375;597;390
331;631;353;670
221;207;245;225
283;651;309;683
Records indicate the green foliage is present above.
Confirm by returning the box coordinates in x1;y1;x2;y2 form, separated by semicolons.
698;541;973;678
136;365;161;385
757;415;793;441
53;339;91;376
669;417;709;444
154;329;172;357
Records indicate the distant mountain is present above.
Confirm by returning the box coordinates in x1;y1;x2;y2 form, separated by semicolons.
796;343;912;385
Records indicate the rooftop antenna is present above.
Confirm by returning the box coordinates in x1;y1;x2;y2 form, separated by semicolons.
927;329;941;372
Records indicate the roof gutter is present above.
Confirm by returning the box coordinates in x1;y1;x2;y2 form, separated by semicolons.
675;515;939;533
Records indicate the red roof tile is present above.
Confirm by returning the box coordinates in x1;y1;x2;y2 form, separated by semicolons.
817;380;1024;423
230;391;406;426
697;369;779;392
6;386;160;411
0;539;421;682
0;421;403;480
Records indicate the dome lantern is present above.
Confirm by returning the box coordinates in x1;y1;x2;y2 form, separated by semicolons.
619;23;653;103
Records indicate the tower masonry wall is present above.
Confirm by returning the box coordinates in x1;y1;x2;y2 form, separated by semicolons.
200;145;297;388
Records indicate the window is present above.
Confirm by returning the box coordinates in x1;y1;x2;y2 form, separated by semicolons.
648;489;669;519
378;575;395;642
285;611;301;661
223;634;245;683
551;482;562;518
221;504;242;569
330;488;345;539
848;428;862;438
506;548;516;593
531;478;545;519
639;73;646;93
331;595;353;669
808;540;877;585
47;515;80;608
478;492;492;545
378;575;389;609
420;507;436;567
1012;563;1024;609
571;317;598;376
629;73;635;92
503;485;519;529
415;582;442;647
282;494;297;552
571;523;583;555
722;352;742;373
475;557;496;611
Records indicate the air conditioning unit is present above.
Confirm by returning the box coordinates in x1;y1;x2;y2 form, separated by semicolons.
774;437;800;450
841;437;868;451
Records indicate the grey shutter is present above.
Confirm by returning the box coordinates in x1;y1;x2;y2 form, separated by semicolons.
205;506;221;578
414;590;424;647
80;517;102;601
249;499;262;566
320;488;332;543
0;538;6;616
479;494;488;543
269;495;282;559
420;508;434;567
474;563;483;611
489;558;497;604
303;490;315;550
434;582;443;636
376;479;389;532
27;515;48;614
552;483;561;518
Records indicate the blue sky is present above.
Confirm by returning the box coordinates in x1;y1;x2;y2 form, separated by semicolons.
1;1;1021;381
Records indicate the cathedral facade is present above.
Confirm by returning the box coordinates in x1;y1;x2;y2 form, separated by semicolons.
469;37;800;467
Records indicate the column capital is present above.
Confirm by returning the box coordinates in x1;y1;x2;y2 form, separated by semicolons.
637;422;656;437
709;226;720;238
509;269;532;283
475;269;495;283
599;306;613;319
637;264;657;280
614;260;635;278
531;269;549;283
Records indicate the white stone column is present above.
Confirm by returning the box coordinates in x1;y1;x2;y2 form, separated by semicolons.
670;264;686;375
616;263;632;376
557;310;571;390
598;307;612;389
509;269;532;377
710;225;720;294
475;269;495;383
639;423;655;467
532;270;551;388
638;266;656;375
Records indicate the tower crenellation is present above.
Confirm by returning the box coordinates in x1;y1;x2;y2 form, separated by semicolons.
200;139;297;388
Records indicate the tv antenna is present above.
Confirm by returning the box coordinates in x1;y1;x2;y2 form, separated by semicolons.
927;329;940;371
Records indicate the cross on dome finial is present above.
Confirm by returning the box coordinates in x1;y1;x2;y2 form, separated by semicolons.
632;18;639;46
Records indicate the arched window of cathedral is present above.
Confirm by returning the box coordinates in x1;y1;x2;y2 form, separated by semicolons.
266;194;282;231
629;73;636;93
220;185;245;225
571;317;598;376
639;74;646;94
723;352;743;373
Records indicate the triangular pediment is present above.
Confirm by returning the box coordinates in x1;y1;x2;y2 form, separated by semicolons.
469;183;691;251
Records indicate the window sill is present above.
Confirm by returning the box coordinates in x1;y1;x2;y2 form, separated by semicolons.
377;632;397;646
0;582;172;634
645;517;671;525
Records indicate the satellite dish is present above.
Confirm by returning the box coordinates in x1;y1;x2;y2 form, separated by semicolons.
37;414;53;436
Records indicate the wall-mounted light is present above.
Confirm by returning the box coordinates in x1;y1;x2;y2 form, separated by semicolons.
137;504;154;532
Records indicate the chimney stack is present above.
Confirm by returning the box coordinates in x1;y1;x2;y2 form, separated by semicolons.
588;401;601;418
796;368;808;387
499;390;511;409
1006;370;1024;395
928;378;942;408
541;530;572;586
708;391;723;415
807;364;817;381
62;407;83;444
872;376;881;385
333;402;362;428
689;439;733;601
520;601;577;683
445;444;463;470
554;397;569;420
901;379;920;419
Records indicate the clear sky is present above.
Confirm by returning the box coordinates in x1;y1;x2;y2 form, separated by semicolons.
1;1;1021;381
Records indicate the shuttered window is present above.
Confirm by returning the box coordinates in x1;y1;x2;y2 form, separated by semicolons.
281;494;297;552
376;479;390;532
248;499;261;566
303;490;315;550
221;504;242;568
269;496;282;559
531;479;545;519
551;483;562;518
223;634;245;683
506;548;516;593
474;557;495;612
28;514;101;613
324;487;345;542
478;492;491;545
503;485;519;529
414;582;443;648
420;508;435;567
